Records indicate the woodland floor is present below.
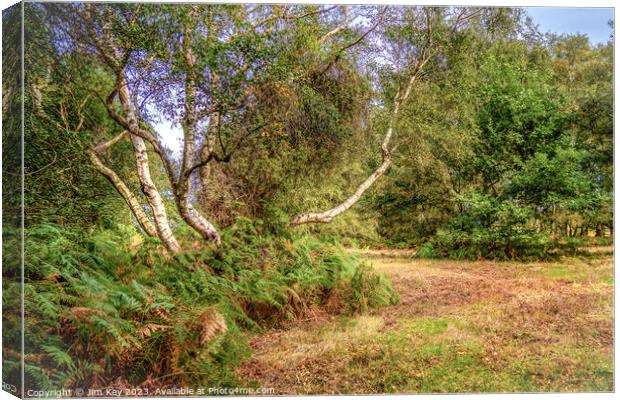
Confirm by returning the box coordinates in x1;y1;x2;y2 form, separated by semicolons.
237;247;614;394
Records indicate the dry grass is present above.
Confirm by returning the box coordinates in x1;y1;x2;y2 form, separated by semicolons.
237;250;613;394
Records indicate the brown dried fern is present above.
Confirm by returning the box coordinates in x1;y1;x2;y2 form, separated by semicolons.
137;323;171;339
198;307;227;345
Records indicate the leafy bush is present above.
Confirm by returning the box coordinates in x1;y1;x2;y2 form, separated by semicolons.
416;193;569;261
416;229;555;261
4;221;397;392
560;236;586;256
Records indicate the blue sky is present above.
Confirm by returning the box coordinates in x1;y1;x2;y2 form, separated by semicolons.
525;7;614;44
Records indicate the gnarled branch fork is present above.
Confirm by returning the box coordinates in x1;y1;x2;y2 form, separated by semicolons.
85;3;222;250
115;79;181;252
75;4;440;249
80;3;181;252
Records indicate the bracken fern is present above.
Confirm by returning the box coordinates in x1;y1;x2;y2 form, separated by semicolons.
7;220;397;392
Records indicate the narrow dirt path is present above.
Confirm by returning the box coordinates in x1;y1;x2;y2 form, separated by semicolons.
237;251;613;394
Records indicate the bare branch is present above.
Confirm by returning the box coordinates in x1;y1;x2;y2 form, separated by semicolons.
94;131;128;153
318;6;353;44
319;7;387;74
253;5;338;29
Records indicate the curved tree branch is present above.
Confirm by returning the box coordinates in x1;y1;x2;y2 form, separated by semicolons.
291;10;433;226
105;86;179;189
90;132;158;237
114;75;181;253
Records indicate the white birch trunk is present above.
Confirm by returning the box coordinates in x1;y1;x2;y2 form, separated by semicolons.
175;10;222;246
117;77;181;253
176;173;222;245
291;62;424;226
130;135;181;253
290;156;392;225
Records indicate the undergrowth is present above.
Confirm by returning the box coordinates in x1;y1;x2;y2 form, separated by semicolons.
3;219;397;392
415;230;588;261
415;229;552;261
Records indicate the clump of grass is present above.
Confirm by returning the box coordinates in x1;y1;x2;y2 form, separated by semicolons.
7;220;397;392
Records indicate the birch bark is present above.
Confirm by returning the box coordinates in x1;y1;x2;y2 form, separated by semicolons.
175;7;222;245
291;57;427;226
117;78;181;252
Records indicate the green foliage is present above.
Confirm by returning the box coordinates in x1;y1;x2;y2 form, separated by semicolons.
18;3;137;228
375;31;612;258
8;222;396;391
197;63;374;228
4;4;613;396
417;192;554;260
471;47;568;187
417;229;554;261
415;190;600;260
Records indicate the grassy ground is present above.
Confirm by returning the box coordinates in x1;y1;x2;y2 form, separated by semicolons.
237;248;613;394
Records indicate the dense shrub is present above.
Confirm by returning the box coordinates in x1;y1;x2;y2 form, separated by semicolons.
3;221;397;392
415;193;584;261
416;229;555;261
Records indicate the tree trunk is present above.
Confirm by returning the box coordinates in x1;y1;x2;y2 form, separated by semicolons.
89;149;158;237
176;177;221;245
174;10;222;246
291;54;427;226
200;112;219;185
130;135;180;253
84;8;209;252
178;119;221;245
596;223;603;237
117;77;181;253
290;156;391;225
